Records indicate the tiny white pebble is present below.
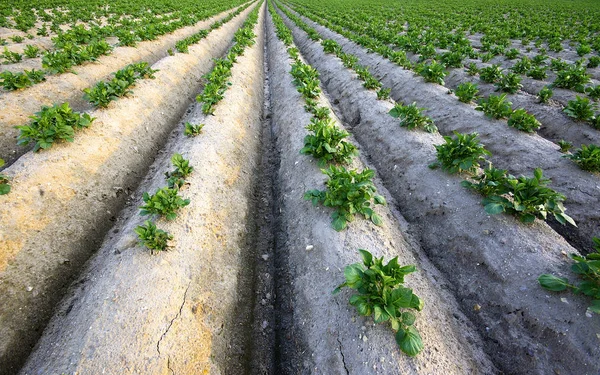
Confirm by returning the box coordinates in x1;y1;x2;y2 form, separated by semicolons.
306;245;314;251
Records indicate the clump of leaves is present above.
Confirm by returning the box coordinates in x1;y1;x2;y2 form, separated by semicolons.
558;140;573;153
377;87;391;100
430;131;491;174
538;86;553;103
416;61;446;85
566;144;600;172
135;220;173;253
304;166;386;231
0;69;45;90
554;65;590;90
291;61;321;100
333;249;424;356
355;65;382;90
479;64;503;83
507;109;541;133
538;238;600;315
301;118;358;166
563;96;596;122
550;58;569;72
495;72;522;93
23;44;40;58
465;62;479;76
16;102;94;151
455;82;479;103
165;153;194;189
505;48;519;60
588;56;600;69
585;85;600;101
10;35;24;43
511;57;532;74
463;167;575;225
2;47;22;63
389;102;437;133
184;122;204;137
576;44;592;57
0;158;10;195
322;39;342;55
139;187;190;220
476;94;513;119
340;52;358;69
526;66;547;80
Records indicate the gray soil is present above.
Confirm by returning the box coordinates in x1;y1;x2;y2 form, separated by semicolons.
276;3;600;374
282;5;600;255
0;4;258;374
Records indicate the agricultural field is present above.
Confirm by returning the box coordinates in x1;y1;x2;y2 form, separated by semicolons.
0;0;599;374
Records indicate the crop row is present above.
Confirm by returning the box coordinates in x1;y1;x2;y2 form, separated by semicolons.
271;1;599;373
0;3;259;372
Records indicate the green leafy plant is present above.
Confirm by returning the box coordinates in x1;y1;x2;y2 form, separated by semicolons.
430;131;491;174
585;85;600;101
511;57;532;74
566;144;600;172
16;103;94;151
2;47;22;63
538;86;553;103
333;249;424;356
576;44;592;56
377;87;391;100
0;158;10;195
554;65;590;89
135;220;173;253
165;153;194;189
587;56;600;69
23;44;40;58
184;122;204;137
476;94;513;119
340;52;358;69
550;58;569;72
479;64;503;83
526;66;547;80
0;69;45;90
463;167;575;225
465;62;479;76
416;60;446;85
563;96;596;122
304;166;386;231
507;109;541;133
538;238;600;314
505;48;519;60
558;140;573;153
455;82;479;103
139;186;190;220
301;117;358;166
10;35;24;43
389;102;437;133
322;39;342;54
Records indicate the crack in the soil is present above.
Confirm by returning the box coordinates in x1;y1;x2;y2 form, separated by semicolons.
157;281;191;356
167;357;175;375
337;337;350;375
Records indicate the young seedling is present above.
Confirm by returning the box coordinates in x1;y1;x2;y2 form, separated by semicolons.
430;131;491;174
389;102;437;133
563;96;596;122
23;44;40;58
301;117;358;166
16;103;94;151
454;82;479;103
538;238;600;315
479;64;503;83
139;187;190;220
465;62;479;76
526;66;547;80
304;166;386;231
538;86;553;103
165;153;194;189
2;47;22;64
511;57;532;74
135;220;173;253
416;61;446;85
585;85;600;101
565;144;600;172
558;140;573;153
333;249;424;356
476;94;513;119
184;122;204;137
507;109;541;133
377;87;391;100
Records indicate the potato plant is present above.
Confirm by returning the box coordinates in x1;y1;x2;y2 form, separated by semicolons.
389;102;437;133
139;187;190;221
304;166;386;231
165;153;194;189
507;109;541;133
566;144;600;172
563;96;596;122
0;69;45;90
16;103;94;151
538;238;600;315
184;122;204;137
301;117;358;166
558;140;573;153
495;72;522;93
334;249;424;356
538;86;553;103
430;131;491;174
476;94;513;119
479;64;503;83
454;82;479;103
416;61;446;85
135;220;173;253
